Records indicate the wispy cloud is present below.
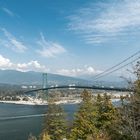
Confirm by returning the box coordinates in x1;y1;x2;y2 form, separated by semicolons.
68;0;140;44
1;28;27;53
37;33;66;58
56;66;102;77
2;7;15;17
0;54;49;72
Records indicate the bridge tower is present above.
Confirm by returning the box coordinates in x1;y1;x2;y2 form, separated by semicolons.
42;73;48;100
42;73;48;88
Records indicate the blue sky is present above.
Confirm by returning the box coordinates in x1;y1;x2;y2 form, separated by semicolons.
0;0;140;79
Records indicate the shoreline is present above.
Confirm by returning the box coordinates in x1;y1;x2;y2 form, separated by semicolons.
0;98;120;105
0;99;82;105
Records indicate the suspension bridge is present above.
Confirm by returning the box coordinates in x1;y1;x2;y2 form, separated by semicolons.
24;50;140;94
24;72;132;95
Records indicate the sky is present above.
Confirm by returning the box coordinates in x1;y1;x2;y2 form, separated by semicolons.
0;0;140;79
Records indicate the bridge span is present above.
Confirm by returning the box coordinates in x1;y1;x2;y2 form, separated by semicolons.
24;85;132;94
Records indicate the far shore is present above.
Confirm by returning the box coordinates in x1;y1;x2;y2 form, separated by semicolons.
0;99;82;105
0;98;120;105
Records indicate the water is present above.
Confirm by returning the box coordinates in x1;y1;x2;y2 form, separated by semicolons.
0;100;121;140
0;103;78;140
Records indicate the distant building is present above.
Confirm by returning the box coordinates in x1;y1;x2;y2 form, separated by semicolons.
21;85;28;89
29;86;33;89
33;86;36;89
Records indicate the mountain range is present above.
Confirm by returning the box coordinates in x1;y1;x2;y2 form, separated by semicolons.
0;69;90;86
0;69;128;88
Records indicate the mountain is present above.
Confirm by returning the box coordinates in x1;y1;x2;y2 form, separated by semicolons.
0;69;128;88
0;69;90;86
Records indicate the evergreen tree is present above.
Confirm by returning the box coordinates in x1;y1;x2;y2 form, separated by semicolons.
42;103;67;140
40;131;51;140
96;93;117;129
95;93;120;140
70;90;98;140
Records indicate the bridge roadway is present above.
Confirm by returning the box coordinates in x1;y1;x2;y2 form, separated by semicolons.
24;85;132;94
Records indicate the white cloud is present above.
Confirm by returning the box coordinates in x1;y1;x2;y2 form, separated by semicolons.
68;0;140;44
37;33;66;58
1;28;27;53
0;54;49;72
2;7;15;17
0;55;102;76
16;61;49;72
0;55;12;69
56;66;102;77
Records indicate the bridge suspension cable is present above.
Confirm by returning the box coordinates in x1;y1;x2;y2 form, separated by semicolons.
94;57;140;80
93;50;140;80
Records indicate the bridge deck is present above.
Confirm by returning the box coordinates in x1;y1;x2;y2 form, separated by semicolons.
24;85;132;94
